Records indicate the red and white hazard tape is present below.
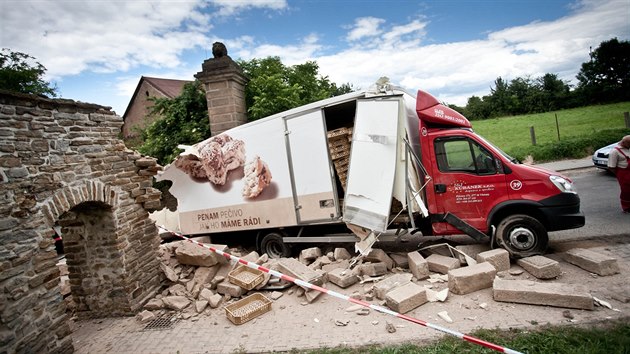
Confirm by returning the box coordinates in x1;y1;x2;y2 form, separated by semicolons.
158;226;523;354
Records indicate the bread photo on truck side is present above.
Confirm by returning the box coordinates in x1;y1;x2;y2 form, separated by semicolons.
151;78;585;259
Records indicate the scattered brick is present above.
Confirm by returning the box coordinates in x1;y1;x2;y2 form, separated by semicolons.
476;249;510;272
493;278;593;310
448;262;497;295
564;248;620;276
385;282;428;314
374;273;413;300
426;254;460;274
516;256;561;279
407;251;430;280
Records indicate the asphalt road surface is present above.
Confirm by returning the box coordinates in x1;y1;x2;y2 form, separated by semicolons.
550;167;630;241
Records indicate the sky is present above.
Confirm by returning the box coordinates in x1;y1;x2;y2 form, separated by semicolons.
1;0;629;117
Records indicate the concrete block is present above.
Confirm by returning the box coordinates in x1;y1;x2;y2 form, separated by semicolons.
175;241;227;267
365;248;394;270
564;248;620;276
359;262;388;277
299;247;322;264
389;253;409;269
408;251;430;280
333;248;352;261
448;262;497;295
216;281;245;298
321;260;350;273
516;256;561;279
328;268;359;288
277;258;324;286
493;278;593;310
374;273;413;300
476;249;510;272
455;244;491;264
426;254;460;274
193;265;219;285
385;282;428;314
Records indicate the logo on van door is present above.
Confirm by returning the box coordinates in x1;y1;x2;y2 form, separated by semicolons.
510;180;523;190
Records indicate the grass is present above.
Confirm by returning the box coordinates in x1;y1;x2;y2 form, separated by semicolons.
470;102;630;162
297;319;630;354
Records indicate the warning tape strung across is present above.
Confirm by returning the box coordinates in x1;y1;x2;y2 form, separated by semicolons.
157;226;523;354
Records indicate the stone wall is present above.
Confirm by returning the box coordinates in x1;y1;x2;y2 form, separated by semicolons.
0;90;162;353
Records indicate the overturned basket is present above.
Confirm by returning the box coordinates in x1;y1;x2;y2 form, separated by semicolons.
225;293;272;325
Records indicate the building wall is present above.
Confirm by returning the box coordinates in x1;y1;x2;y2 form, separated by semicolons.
0;90;162;353
122;81;165;139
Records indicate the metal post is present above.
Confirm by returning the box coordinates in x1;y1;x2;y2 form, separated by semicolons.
530;126;536;146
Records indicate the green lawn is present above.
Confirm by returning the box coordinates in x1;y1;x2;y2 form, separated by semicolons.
471;102;630;153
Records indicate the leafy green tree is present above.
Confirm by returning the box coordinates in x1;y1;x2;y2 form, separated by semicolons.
488;77;511;116
465;95;492;120
137;80;209;165
536;73;570;111
576;38;630;103
237;57;354;120
0;48;57;97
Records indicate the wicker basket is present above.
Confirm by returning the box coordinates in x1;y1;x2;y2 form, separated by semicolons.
225;293;272;325
228;265;265;290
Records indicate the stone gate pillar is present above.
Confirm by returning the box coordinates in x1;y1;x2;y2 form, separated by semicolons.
195;42;248;136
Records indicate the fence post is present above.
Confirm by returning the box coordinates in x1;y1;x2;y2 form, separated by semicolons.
555;113;560;141
624;112;629;128
530;126;536;146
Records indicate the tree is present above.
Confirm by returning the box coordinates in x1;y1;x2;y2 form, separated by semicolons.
0;48;57;97
137;80;209;165
237;57;354;120
576;38;630;103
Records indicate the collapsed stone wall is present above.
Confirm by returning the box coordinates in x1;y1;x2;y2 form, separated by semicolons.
0;90;162;353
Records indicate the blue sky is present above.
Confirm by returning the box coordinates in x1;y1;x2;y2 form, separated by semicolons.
1;0;629;116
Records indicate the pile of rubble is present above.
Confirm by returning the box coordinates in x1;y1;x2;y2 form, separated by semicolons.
137;238;623;325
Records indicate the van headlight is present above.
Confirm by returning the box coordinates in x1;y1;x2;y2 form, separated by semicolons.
550;175;576;194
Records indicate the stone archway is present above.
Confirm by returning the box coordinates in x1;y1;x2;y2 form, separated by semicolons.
0;90;163;353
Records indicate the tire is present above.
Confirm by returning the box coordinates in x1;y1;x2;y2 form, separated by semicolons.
260;232;291;258
495;214;548;258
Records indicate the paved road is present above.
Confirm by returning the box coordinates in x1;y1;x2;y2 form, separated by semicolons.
549;167;630;241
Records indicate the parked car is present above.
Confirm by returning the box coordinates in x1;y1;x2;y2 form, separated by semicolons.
592;142;617;169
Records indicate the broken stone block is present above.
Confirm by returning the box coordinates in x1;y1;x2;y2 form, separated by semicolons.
389;253;409;269
168;284;188;297
334;248;352;261
328;268;360;288
563;248;620;276
365;248;394;270
160;263;179;282
270;291;283;300
299;247;322;264
193;266;220;286
162;296;191;311
448;262;497;295
385;282;428;314
136;310;155;323
374;273;413;300
493;278;593;310
476;249;510;272
194;300;208;313
198;288;214;302
455;244;491;264
208;294;222;308
175;241;227;267
516;255;561;279
277;258;325;286
408;251;430;280
216;281;245;298
359;262;388;277
322;260;350;273
426;254;460;274
144;298;163;310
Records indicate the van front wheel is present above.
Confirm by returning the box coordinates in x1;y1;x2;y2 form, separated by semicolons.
496;214;548;258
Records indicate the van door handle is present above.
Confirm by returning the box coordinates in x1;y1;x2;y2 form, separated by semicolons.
435;184;447;193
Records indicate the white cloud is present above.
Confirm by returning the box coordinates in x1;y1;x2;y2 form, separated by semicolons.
346;17;386;42
209;0;288;16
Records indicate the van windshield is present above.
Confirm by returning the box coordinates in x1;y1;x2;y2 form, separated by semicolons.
476;134;519;163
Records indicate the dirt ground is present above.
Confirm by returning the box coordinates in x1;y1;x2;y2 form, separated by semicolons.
70;234;630;354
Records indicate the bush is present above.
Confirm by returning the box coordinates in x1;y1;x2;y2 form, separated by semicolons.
507;128;630;163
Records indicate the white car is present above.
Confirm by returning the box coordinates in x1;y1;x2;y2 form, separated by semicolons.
592;142;617;169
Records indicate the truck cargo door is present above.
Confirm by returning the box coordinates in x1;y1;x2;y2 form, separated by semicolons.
343;99;400;232
285;110;338;223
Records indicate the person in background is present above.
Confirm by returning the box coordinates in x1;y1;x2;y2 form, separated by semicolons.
607;135;630;213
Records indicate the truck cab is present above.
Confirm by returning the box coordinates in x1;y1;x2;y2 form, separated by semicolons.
415;90;584;257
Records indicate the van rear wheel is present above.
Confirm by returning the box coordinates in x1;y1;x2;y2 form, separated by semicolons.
260;232;291;258
496;214;548;258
